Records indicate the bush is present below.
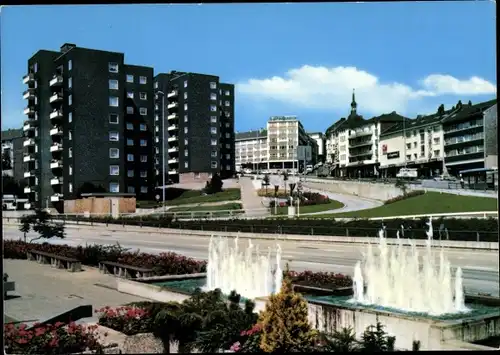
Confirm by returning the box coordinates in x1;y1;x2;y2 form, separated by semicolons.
300;192;331;206
384;190;425;205
95;306;152;335
287;270;352;289
257;189;288;198
4;321;104;354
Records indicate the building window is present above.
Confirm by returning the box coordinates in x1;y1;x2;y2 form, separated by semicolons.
211;161;218;168
140;170;147;177
109;113;119;124
110;165;119;175
127;92;134;99
139;76;147;84
211;139;217;146
184;92;188;99
211;127;217;134
109;79;119;90
225;101;230;107
210;105;217;112
127;170;134;177
140;186;148;193
225;90;230;96
183;80;188;88
155;147;159;154
184;115;188;123
184;162;188;168
225;122;230;128
210;82;217;89
140;108;147;116
69;165;73;175
140;124;147;131
68;77;73;89
68;148;72;158
109;148;119;158
140;92;147;100
108;63;119;73
140;139;147;146
210;116;217;123
225;144;230;149
155;136;159;143
109;182;120;193
128;186;135;193
68;95;73;105
184;139;188;145
109;96;119;107
140;155;148;162
225;133;230;138
226;154;230;159
184;103;188;110
126;74;134;83
210;93;217;101
109;132;119;141
69;131;72;140
69;183;73;192
67;60;72;71
154;82;158;89
184;127;188;134
184;150;188;157
126;123;133;130
68;112;73;123
211;151;217;157
126;107;134;114
127;154;134;162
127;138;134;146
226;165;231;170
155;114;159;121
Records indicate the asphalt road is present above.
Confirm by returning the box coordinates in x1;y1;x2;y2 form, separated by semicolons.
3;225;498;297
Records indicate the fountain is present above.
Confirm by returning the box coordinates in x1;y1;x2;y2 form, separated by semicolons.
205;236;282;299
350;218;468;316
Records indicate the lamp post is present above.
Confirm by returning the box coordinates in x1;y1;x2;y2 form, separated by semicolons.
155;91;166;212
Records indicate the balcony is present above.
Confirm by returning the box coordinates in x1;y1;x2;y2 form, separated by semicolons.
23;154;35;162
50;143;63;152
349;130;373;139
24;171;34;178
167;90;178;98
50;194;63;202
167;125;179;132
167;136;178;142
168;169;179;175
167;102;178;110
24;107;35;116
50;110;63;120
349;140;372;149
50;177;63;185
23;73;35;84
23;138;35;147
49;92;63;103
24;187;32;194
49;75;63;87
23;88;36;100
50;127;63;136
50;160;63;169
23;123;35;132
167;113;178;120
168;147;179;153
168;158;179;164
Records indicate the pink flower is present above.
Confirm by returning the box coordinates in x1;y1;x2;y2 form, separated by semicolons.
230;341;241;352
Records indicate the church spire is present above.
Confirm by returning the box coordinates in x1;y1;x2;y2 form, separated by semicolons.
350;88;357;114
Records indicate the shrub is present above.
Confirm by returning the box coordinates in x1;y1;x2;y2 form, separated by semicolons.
287;270;352;289
4;321;104;354
257;189;288;198
384;190;425;205
96;306;152;335
300;192;331;206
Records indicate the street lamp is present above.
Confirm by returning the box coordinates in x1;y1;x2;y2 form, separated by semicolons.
155;91;166;212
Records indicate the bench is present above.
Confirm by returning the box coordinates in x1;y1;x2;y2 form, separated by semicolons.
26;250;82;272
98;261;153;279
4;281;15;298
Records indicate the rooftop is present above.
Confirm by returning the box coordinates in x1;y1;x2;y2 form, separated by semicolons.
1;128;23;142
442;99;497;124
235;129;267;141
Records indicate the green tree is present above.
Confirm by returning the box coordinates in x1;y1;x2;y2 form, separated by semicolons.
468;100;472;107
318;327;359;352
359;322;396;352
19;209;65;243
258;266;317;352
437;104;445;116
262;174;270;194
282;171;289;196
205;173;223;194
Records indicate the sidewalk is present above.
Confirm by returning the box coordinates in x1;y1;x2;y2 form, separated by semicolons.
239;177;270;218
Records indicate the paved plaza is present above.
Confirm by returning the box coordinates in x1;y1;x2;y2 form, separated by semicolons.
3;259;149;325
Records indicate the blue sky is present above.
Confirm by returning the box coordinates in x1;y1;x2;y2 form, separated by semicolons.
1;3;497;133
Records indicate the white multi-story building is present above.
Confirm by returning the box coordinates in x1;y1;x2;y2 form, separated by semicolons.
307;132;326;163
234;129;267;171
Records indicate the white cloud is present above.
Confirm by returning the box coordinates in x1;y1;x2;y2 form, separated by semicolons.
236;65;496;115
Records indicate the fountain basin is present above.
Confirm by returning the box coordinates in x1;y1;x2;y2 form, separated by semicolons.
306;295;500;350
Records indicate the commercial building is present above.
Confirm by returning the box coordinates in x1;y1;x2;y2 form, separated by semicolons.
22;43;154;211
235;116;318;172
1;128;24;182
153;71;235;184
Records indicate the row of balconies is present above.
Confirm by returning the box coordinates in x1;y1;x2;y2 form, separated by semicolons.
23;73;63;87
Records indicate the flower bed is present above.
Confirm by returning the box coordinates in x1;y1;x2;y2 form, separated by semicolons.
287;270;353;289
3;240;207;276
384;190;425;205
4;321;105;354
95;306;152;336
269;192;331;208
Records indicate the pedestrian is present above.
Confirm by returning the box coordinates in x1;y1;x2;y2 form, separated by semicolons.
460;175;464;189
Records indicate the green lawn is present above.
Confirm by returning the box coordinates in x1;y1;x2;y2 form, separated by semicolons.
308;191;498;219
166;188;241;206
272;200;345;215
168;203;243;217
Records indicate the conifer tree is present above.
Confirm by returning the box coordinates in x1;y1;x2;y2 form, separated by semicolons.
258;264;317;352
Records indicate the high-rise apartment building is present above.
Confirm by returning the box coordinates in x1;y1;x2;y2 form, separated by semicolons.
22;43;154;211
153;71;235;184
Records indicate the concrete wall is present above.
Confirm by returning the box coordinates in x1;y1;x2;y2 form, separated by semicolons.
64;196;136;215
304;179;410;201
116;278;190;303
179;172;212;184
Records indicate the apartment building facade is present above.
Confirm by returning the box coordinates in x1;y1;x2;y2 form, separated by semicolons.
307;132;326;163
153;71;235;184
1;128;24;182
234;129;268;172
22;43;154;211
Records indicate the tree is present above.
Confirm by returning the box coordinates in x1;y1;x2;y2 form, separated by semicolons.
317;327;359;352
456;100;463;110
2;150;12;170
262;174;270;194
19;209;65;243
76;182;106;198
468;100;472;107
282;171;289;196
359;322;396;352
258;266;317;352
205;173;223;195
437;104;445;116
